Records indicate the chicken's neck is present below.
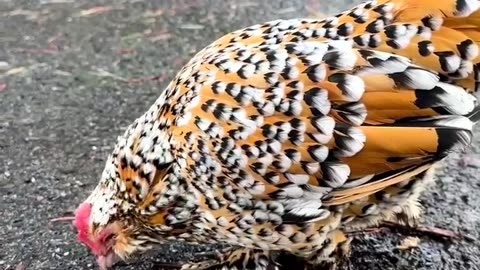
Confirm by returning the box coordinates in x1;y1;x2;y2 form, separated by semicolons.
106;86;204;230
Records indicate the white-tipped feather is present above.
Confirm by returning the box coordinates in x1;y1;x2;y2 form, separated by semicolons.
285;173;310;185
330;45;357;70
340;74;366;101
435;82;477;115
308;145;329;162
312;116;335;135
283;199;330;222
310;89;331;115
342;174;375;188
335;127;366;157
431;115;474;131
455;0;480;17
324;162;351;188
443;54;462;72
357;52;411;75
396;68;439;90
279;184;304;199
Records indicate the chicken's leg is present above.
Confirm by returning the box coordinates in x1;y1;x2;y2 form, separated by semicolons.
378;221;471;241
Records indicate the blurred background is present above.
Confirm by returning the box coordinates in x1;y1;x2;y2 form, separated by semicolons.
0;0;479;269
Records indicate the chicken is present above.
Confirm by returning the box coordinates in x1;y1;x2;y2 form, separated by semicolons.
73;0;480;269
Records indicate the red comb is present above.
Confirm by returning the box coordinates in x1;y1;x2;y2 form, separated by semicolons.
73;203;101;254
73;203;91;232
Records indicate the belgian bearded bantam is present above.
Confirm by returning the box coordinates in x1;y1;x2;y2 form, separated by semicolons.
72;0;480;269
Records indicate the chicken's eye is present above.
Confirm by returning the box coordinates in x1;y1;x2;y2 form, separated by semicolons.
103;233;115;243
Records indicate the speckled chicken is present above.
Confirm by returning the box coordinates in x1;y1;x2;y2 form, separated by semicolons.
73;0;480;269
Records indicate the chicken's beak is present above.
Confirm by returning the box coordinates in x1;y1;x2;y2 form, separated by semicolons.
96;251;120;270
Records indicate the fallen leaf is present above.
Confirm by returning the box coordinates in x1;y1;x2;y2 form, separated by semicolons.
0;84;6;92
15;262;25;270
90;68;128;82
5;67;27;75
53;70;72;77
143;9;164;17
235;2;259;7
118;48;136;56
13;48;58;55
148;32;172;42
397;236;420;250
7;9;40;20
275;7;297;14
121;32;144;41
79;6;114;17
179;23;205;30
40;0;74;4
126;75;167;85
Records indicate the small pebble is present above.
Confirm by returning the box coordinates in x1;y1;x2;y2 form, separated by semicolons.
75;180;85;187
0;61;10;71
397;236;420;250
441;176;454;183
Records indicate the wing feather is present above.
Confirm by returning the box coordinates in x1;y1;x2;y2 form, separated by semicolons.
153;0;480;225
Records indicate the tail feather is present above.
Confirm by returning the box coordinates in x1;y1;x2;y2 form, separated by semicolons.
307;0;480;117
307;0;480;206
467;105;480;121
442;7;480;92
314;0;480;93
386;0;480;91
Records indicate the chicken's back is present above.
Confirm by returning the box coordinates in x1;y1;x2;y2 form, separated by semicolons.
161;0;480;209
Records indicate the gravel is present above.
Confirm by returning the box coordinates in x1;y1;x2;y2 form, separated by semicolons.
0;0;479;269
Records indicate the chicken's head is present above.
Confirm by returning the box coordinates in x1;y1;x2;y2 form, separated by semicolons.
73;202;120;269
73;97;183;269
72;155;169;269
72;180;146;270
